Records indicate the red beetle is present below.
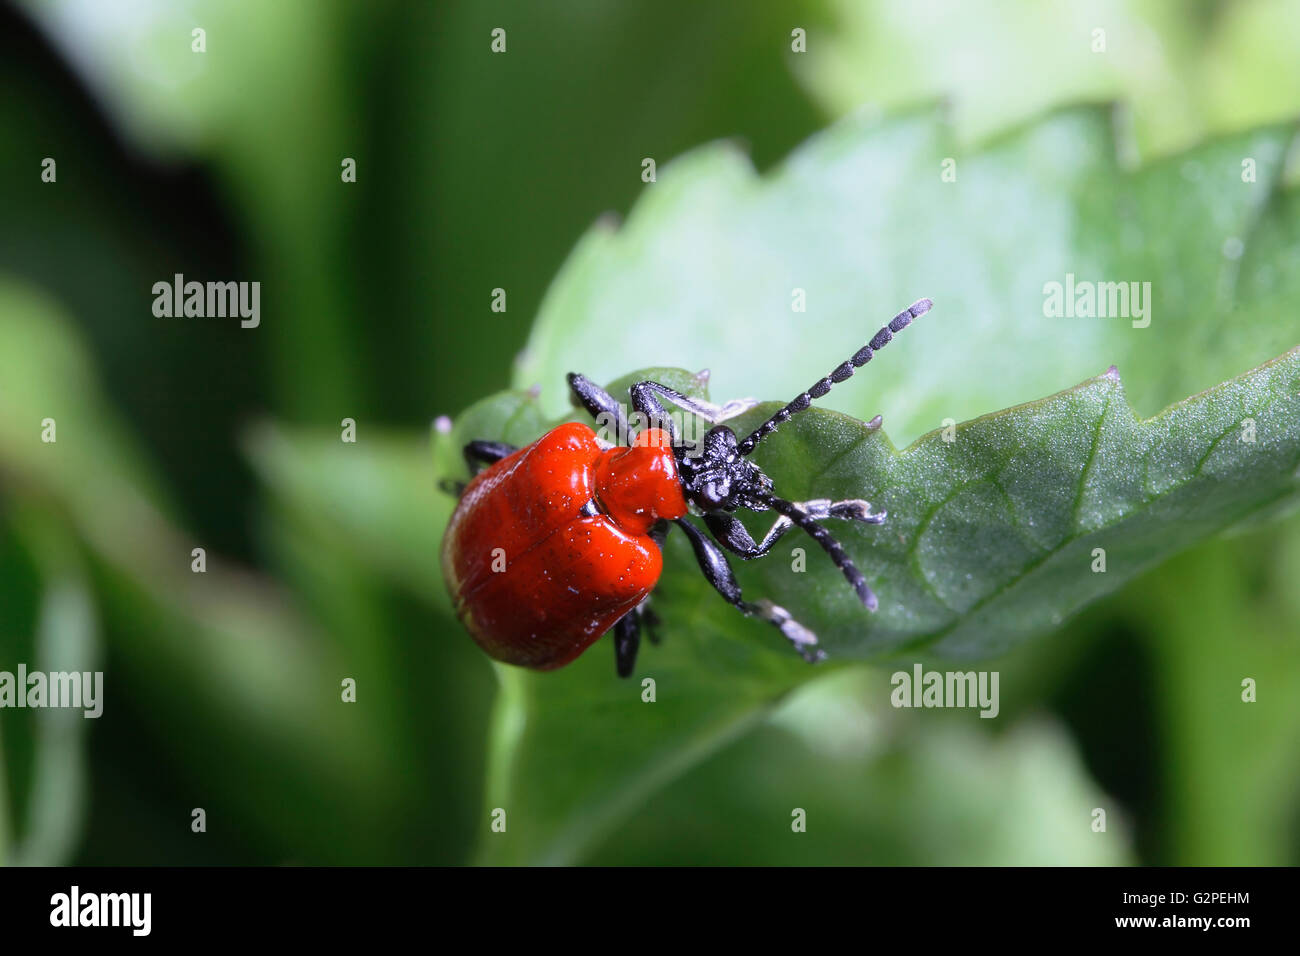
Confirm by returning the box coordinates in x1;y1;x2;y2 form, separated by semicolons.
441;299;932;676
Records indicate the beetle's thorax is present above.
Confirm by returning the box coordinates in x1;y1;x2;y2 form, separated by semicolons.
593;427;688;534
678;424;774;514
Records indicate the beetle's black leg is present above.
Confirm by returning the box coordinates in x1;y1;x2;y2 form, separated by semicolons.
643;521;670;646
630;380;761;451
767;496;879;611
572;373;754;448
439;440;518;497
649;519;671;550
705;498;885;559
612;610;642;678
629;382;679;444
641;604;662;646
632;381;757;425
567;373;631;445
463;440;517;475
673;518;825;663
609;520;673;674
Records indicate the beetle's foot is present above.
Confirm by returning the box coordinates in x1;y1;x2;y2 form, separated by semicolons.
828;498;887;525
753;599;824;663
789;498;886;526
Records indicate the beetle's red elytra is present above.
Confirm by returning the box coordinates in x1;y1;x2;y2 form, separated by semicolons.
440;298;933;677
441;423;685;670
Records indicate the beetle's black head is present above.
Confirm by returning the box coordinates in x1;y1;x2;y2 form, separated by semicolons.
678;424;774;513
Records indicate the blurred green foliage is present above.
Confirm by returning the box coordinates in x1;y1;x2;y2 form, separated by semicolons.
799;0;1300;161
1;0;1299;865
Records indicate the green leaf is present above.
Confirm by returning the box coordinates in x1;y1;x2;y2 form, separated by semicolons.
517;106;1299;446
443;105;1300;864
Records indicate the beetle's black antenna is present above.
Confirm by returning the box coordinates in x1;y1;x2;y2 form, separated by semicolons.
766;496;878;611
737;298;932;457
